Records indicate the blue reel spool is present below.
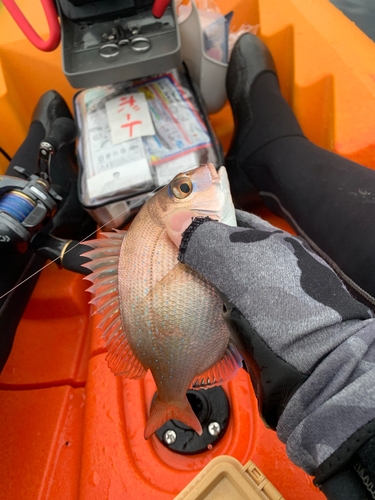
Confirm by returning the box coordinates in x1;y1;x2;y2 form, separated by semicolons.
0;191;35;222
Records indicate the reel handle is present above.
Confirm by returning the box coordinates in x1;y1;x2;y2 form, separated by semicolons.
38;117;78;180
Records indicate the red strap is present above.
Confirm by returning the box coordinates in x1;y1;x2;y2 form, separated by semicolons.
152;0;171;19
2;0;60;52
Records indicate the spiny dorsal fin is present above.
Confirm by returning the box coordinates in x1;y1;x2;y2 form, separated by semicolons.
82;231;146;379
190;341;242;390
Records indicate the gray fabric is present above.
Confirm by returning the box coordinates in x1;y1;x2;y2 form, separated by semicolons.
178;210;375;474
278;321;375;474
180;212;372;373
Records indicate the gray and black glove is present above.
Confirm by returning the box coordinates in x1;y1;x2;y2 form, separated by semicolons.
166;209;375;499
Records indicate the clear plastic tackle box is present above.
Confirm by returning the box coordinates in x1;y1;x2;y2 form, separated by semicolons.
74;66;224;228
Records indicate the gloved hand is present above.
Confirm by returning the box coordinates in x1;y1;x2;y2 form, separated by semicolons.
166;208;375;498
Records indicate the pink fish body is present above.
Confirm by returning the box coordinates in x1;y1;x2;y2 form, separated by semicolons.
84;164;242;438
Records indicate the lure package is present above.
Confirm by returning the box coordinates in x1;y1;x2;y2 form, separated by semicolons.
74;67;223;228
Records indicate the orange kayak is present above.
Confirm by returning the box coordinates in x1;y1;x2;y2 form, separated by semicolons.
1;0;375;498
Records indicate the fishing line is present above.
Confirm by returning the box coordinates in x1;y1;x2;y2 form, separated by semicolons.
0;162;203;301
0;146;11;162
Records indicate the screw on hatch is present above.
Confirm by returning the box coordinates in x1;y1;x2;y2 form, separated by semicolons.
164;429;177;445
208;422;221;436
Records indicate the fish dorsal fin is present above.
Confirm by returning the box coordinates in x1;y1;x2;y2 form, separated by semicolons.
191;341;242;389
82;231;146;379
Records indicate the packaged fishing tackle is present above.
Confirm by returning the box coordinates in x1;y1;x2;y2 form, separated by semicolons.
74;67;223;228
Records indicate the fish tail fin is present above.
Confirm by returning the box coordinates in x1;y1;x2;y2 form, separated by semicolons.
144;395;202;439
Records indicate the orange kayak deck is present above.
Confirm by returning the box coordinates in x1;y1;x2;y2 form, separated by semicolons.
1;262;323;500
1;0;375;498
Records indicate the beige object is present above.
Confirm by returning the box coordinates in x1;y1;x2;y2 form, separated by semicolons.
175;456;285;500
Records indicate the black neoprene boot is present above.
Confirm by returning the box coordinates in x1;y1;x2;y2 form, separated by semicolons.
225;33;375;308
31;90;72;129
225;33;305;207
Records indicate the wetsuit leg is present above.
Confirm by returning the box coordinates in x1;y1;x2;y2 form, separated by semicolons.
226;42;375;308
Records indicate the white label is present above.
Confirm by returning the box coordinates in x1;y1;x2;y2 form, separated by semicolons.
105;92;156;145
85;106;152;200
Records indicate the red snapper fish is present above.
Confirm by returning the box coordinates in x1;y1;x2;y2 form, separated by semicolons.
83;164;242;438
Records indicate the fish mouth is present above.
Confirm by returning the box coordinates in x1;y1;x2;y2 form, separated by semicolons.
190;165;236;226
205;163;227;186
217;165;229;186
206;163;220;181
191;165;230;210
213;165;231;194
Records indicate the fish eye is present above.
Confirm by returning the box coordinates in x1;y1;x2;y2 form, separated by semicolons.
170;177;193;199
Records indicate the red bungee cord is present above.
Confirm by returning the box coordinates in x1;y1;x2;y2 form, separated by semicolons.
2;0;170;51
2;0;60;52
152;0;171;18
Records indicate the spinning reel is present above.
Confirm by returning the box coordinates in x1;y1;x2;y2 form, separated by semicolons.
0;117;77;252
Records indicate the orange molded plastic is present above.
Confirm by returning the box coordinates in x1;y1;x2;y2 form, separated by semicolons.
0;386;85;499
1;0;375;498
0;265;90;389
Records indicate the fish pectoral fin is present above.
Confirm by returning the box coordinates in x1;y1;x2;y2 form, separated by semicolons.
191;340;243;390
144;395;202;439
139;262;188;306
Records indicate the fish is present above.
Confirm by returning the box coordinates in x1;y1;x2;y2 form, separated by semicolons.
82;164;242;439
